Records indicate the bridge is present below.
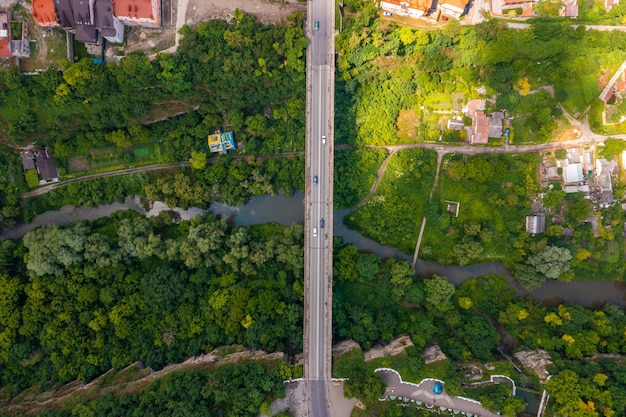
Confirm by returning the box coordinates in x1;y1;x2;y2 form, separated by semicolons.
303;0;335;416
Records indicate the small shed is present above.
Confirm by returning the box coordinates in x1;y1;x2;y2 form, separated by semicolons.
526;215;546;234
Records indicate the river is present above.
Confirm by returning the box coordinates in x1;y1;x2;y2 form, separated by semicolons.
2;192;625;307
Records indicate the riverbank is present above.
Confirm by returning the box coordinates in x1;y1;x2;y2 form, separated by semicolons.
2;192;625;307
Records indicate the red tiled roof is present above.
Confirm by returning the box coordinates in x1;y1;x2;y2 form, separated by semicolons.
604;89;614;102
32;0;59;26
472;111;489;144
382;0;433;12
520;5;534;16
440;0;468;9
111;0;159;25
0;39;11;58
616;81;626;91
466;99;486;115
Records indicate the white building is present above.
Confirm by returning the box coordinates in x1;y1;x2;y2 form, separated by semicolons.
381;0;433;18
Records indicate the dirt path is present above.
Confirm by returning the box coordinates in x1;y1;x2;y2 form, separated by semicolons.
18;146;353;199
412;151;444;267
352;149;395;210
185;0;306;26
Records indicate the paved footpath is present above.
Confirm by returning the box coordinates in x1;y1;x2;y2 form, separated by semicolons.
376;368;501;417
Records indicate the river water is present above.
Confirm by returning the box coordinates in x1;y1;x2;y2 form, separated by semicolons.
3;192;625;307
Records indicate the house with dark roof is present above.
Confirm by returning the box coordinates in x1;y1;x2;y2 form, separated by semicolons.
19;147;60;184
19;148;36;170
33;0;125;46
34;147;59;184
94;0;124;43
54;0;75;29
489;112;504;138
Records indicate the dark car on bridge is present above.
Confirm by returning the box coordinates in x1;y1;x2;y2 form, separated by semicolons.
313;175;318;185
320;218;325;228
314;21;319;30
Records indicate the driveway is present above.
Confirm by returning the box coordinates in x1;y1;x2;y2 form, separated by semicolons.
376;368;501;417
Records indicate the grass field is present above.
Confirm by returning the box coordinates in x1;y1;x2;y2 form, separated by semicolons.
68;156;89;173
561;75;597;116
133;144;153;159
603;239;621;264
511;119;532;144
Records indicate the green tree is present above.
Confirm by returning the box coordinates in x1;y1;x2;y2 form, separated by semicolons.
527;245;572;280
513;263;545;290
189;151;207;170
566;199;592;224
424;274;456;312
600;138;626;159
23;223;89;276
544;189;565;209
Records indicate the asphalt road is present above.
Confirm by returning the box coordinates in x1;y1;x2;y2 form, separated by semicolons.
304;0;334;416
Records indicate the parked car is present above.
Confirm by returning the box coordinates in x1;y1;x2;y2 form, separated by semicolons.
383;11;393;17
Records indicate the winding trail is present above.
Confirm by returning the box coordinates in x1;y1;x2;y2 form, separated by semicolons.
349;111;626;267
19;145;354;199
352;149;395;210
411;152;444;267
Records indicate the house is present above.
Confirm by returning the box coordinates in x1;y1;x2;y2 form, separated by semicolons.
605;0;619;11
447;118;465;131
19;147;60;184
596;158;618;206
489;112;504;138
111;0;161;27
208;131;236;154
526;215;546;235
35;0;125;45
380;0;433;19
32;0;59;27
94;0;124;43
438;0;469;19
563;184;590;193
19;148;36;170
564;1;579;17
471;111;490;144
564;163;583;184
54;0;76;29
463;99;486;115
35;147;59;184
445;200;460;217
0;12;11;60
